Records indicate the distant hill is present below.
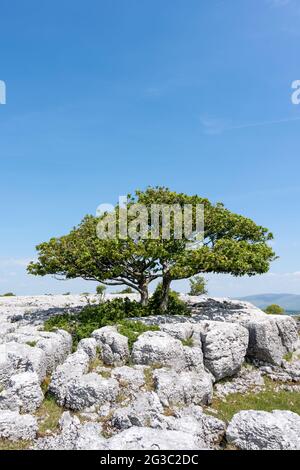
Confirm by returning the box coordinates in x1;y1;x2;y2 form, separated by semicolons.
234;293;300;312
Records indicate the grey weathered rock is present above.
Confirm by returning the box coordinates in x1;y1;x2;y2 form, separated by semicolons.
0;342;47;385
196;321;249;381
75;422;106;450
0;322;16;340
131;331;186;370
153;368;213;407
111;391;163;430
214;366;265;398
0;351;13;388
187;302;297;367
182;346;204;372
35;329;72;374
0;410;38;441
260;359;300;383
226;410;300;450
151;405;226;448
0;372;43;413
177;405;226;447
247;319;286;365
4;327;72;375
134;297;298;366
34;412;81;450
111;365;146;396
160;323;194;341
33;411;105;450
92;326;129;366
107;426;206;450
77;338;98;360
182;295;267;323
270;315;298;354
33;411;78;450
65;373;119;411
48;350;90;406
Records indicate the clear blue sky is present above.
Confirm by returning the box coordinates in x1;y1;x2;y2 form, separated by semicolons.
0;0;300;297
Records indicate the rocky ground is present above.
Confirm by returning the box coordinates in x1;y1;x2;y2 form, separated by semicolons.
0;294;299;451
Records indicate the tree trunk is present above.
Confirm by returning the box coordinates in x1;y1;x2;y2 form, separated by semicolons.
139;282;149;306
159;276;171;313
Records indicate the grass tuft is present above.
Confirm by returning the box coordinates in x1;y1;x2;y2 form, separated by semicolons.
207;378;300;423
144;367;155;391
181;337;194;347
35;395;63;436
0;440;32;450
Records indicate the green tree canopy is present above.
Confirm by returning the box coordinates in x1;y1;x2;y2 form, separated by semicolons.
133;187;276;310
28;187;276;311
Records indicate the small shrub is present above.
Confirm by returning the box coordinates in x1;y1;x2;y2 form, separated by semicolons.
149;284;190;316
96;284;106;296
264;304;285;315
0;292;15;297
189;275;208;296
44;298;152;348
116;287;134;294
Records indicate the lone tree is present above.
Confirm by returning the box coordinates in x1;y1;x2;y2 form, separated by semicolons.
28;187;276;312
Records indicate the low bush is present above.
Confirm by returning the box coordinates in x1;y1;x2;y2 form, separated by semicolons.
149;284;190;316
264;304;285;315
116;287;135;294
44;298;159;348
96;284;106;295
189;275;208;296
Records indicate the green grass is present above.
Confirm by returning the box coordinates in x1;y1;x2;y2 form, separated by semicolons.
181;337;194;347
207;379;300;423
144;367;155;391
88;356;103;373
26;340;38;348
36;395;63;436
0;440;32;450
117;320;159;351
284;352;293;362
88;356;112;377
